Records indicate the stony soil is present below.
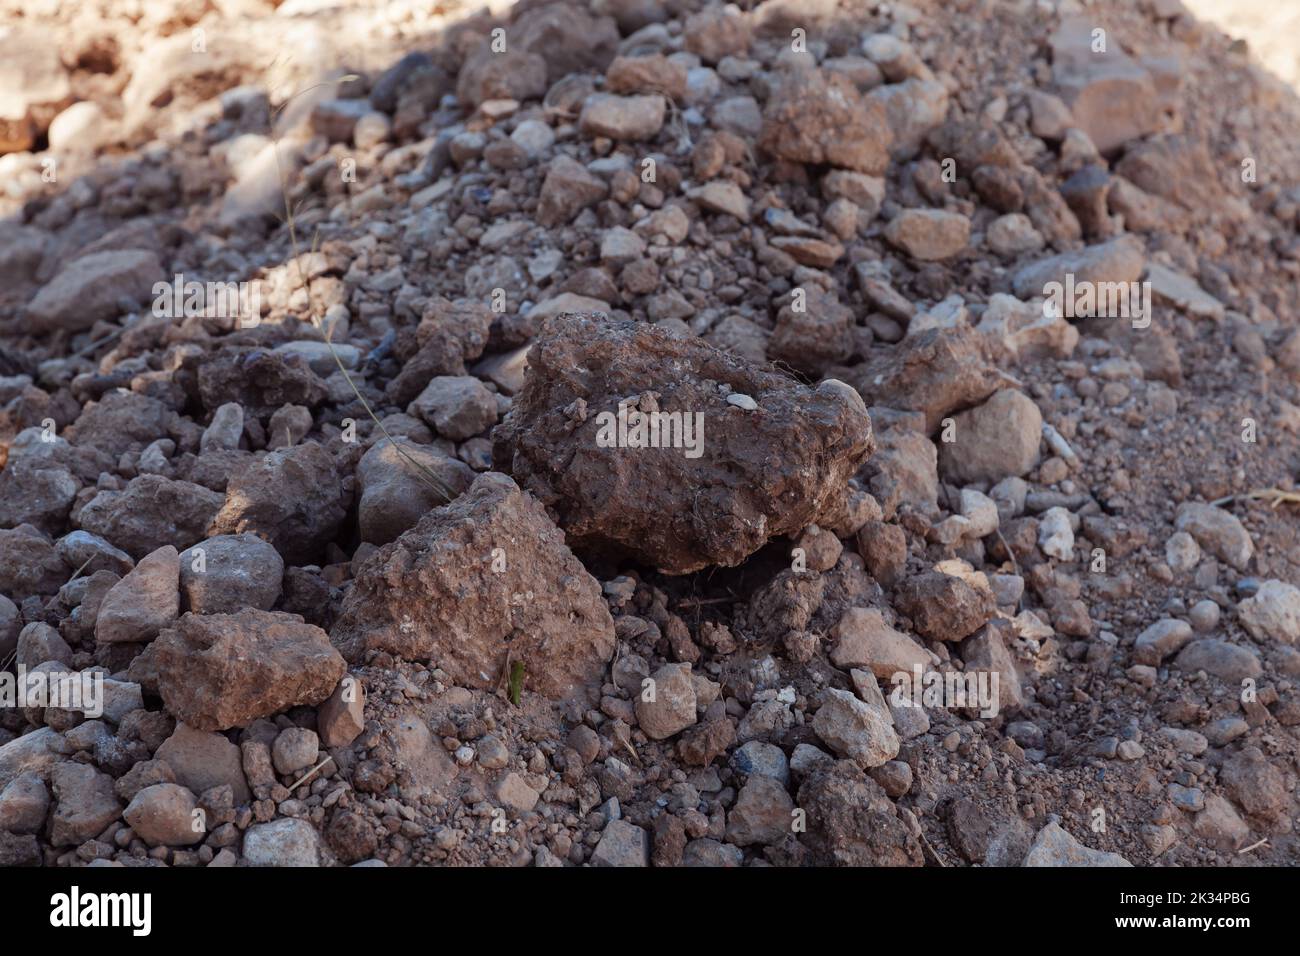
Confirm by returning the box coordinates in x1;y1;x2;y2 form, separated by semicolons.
1;0;1299;868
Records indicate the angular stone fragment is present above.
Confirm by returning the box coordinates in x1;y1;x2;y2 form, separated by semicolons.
635;663;697;740
1237;580;1300;645
1011;236;1145;300
830;607;928;678
843;328;998;433
1050;17;1160;154
579;93;666;141
605;55;688;100
243;818;324;866
49;762;122;847
408;375;499;441
208;442;350;566
767;287;851;375
959;621;1024;713
0;456;79;534
537;156;608;227
152;724;246;804
0;771;48;834
1174;503;1253;571
331;472;615;699
811;688;899;768
0;728;69;792
0;524;67;598
196;347;327;417
124;783;203;847
457;48;547;108
884;209;970;260
591;819;649;867
896;571;995;643
317;679;365;749
493;314;873;574
1133;618;1193;665
509;3;621;82
95;545;180;644
153;610;346;732
869;78;949;161
796;760;922;866
759;69;893;174
725;775;795;847
77;475;224;560
683;5;751;64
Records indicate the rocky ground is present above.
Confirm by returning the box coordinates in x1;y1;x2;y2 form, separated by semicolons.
1;0;1299;868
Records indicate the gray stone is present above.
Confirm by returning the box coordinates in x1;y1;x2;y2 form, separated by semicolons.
179;533;284;615
811;688;899;768
591;819;649;866
1022;821;1132;867
243;818;324;866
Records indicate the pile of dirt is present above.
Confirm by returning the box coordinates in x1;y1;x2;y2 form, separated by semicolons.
1;0;1299;868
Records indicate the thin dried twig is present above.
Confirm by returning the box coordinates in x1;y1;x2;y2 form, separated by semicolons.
287;756;334;793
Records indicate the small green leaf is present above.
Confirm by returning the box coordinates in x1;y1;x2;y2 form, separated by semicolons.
508;661;525;707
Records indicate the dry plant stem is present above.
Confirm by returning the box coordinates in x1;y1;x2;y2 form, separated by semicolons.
287;756;334;793
270;79;456;503
1210;488;1300;508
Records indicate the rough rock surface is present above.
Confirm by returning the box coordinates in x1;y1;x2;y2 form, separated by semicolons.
153;610;346;731
331;472;615;698
77;476;225;561
94;545;180;644
493;314;873;574
759;69;893;174
208;443;350;565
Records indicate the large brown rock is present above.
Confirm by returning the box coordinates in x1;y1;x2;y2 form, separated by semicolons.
456;47;548;108
937;389;1043;485
759;69;893;174
65;391;181;461
896;570;995;643
48;762;122;847
154;724;250;804
1050;16;1160;154
331;472;615;699
493;314;873;574
152;610;346;732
